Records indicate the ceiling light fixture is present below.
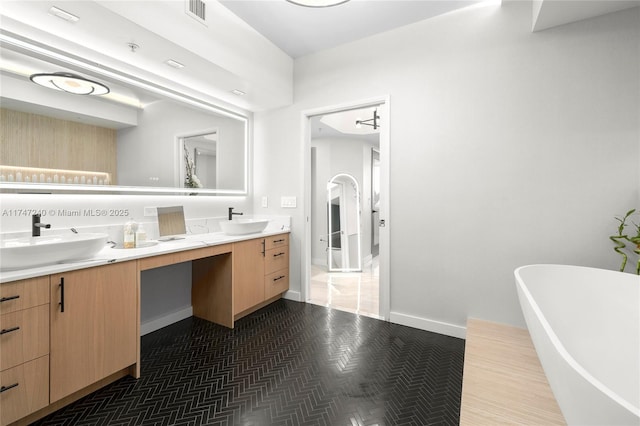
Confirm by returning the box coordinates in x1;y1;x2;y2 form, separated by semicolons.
286;0;350;8
165;59;185;69
231;89;246;96
29;72;110;95
48;6;79;22
355;109;380;130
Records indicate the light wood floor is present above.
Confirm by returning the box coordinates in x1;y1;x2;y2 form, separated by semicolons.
460;318;566;425
308;258;379;318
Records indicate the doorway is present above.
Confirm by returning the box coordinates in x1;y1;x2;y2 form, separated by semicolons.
302;97;390;320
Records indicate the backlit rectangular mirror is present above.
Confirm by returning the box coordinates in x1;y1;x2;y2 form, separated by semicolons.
0;32;248;195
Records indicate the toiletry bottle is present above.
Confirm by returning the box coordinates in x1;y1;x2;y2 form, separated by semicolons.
135;224;147;248
123;219;137;249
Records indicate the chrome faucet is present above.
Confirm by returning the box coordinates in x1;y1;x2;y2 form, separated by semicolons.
228;207;243;221
32;214;51;237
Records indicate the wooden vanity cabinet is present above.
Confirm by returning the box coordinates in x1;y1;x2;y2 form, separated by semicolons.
49;261;137;403
0;276;50;426
232;233;290;319
264;234;289;299
232;238;266;315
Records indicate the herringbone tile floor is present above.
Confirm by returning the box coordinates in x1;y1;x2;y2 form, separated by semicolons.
33;300;465;426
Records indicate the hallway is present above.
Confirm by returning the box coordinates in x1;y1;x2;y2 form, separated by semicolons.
309;257;379;318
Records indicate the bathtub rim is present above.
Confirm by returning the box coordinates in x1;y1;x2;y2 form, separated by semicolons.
514;264;640;419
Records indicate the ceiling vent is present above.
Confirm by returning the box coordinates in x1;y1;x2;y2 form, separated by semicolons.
186;0;207;26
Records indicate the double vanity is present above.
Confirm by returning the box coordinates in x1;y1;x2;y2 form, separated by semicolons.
0;229;290;426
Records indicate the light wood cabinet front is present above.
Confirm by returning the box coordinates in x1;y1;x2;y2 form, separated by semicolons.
49;261;137;403
265;245;289;275
265;270;289;300
232;238;265;315
1;304;49;371
0;276;49;315
0;355;49;426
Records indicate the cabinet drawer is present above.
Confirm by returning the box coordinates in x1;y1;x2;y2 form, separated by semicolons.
265;270;289;299
265;246;289;275
0;355;49;426
265;234;288;251
1;304;49;371
0;276;49;315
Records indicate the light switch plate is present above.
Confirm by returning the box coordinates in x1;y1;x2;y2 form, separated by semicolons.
143;207;157;217
261;196;268;208
281;196;297;208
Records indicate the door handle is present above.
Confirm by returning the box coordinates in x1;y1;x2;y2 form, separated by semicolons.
59;277;65;312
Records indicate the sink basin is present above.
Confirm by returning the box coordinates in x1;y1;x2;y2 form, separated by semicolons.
0;233;109;270
220;219;269;236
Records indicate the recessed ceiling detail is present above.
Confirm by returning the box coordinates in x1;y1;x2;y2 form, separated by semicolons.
286;0;350;7
48;6;79;23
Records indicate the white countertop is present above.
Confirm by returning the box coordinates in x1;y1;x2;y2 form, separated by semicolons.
0;229;289;283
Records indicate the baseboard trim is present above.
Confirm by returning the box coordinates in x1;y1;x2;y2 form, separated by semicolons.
283;290;302;302
390;311;467;339
140;306;193;336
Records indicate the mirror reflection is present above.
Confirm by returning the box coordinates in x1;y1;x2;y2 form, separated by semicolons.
0;38;247;195
327;173;362;272
182;131;217;189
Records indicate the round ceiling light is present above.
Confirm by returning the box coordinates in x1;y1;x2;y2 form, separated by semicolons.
286;0;350;7
29;72;110;95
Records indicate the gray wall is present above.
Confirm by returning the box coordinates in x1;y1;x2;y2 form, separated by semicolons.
253;3;640;333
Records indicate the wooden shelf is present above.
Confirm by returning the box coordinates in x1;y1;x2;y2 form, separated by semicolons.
460;318;566;425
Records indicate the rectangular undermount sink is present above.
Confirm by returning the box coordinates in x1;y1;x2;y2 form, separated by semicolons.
219;219;269;236
0;233;109;270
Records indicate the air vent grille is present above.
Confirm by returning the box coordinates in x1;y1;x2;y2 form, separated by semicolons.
186;0;206;25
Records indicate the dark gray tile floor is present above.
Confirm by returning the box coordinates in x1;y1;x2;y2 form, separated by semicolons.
33;300;465;426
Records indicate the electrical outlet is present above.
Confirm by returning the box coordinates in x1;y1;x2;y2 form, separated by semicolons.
261;196;268;208
143;207;157;217
281;196;297;208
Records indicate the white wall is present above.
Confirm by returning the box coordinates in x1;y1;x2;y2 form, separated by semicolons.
253;3;640;335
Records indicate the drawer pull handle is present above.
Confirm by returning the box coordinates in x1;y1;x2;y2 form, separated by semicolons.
273;252;285;258
273;239;285;243
0;326;20;335
273;275;286;282
59;277;65;313
0;295;20;303
0;383;19;393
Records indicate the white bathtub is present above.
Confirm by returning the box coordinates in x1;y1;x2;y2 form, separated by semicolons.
515;264;639;425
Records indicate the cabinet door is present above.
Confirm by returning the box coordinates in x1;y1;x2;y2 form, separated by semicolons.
49;261;137;403
233;238;265;315
0;355;49;426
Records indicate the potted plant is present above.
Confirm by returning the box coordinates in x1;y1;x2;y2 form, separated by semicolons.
610;209;640;274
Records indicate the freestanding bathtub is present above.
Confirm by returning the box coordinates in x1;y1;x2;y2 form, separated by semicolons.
515;264;639;425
